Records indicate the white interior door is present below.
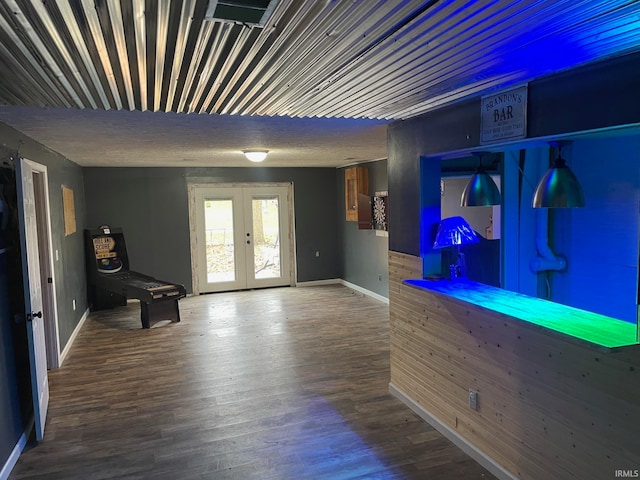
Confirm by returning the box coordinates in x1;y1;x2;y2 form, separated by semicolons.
16;158;49;441
193;185;292;293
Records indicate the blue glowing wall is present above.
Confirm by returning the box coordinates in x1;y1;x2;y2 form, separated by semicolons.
338;159;389;298
551;136;640;323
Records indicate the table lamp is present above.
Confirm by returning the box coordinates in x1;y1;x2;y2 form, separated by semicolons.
433;216;479;279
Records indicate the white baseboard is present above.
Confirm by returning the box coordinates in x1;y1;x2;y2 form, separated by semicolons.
296;278;389;304
295;279;340;287
340;279;389;304
389;383;517;480
0;426;29;480
59;307;90;366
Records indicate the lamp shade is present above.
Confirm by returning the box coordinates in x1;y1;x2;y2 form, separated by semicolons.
243;150;268;162
461;171;501;206
532;157;585;208
433;216;479;249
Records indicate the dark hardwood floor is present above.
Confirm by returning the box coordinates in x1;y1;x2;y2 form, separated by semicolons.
10;285;496;480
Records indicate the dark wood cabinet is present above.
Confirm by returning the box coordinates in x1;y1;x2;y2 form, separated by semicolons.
357;193;372;230
345;166;369;223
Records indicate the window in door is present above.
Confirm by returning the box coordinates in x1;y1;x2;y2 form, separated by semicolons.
191;184;293;293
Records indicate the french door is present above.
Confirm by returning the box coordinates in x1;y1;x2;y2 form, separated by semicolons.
192;184;293;293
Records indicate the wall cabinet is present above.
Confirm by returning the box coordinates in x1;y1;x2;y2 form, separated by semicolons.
345;167;369;224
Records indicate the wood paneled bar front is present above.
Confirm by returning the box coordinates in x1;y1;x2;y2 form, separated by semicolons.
389;250;640;480
403;279;638;350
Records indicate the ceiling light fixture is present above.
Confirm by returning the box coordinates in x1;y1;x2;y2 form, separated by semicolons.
461;152;501;207
532;141;585;208
243;150;268;162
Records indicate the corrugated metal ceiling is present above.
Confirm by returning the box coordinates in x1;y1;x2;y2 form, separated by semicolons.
0;0;639;121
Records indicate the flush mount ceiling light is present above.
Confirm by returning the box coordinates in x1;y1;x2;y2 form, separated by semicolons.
243;150;268;162
532;141;585;208
461;151;501;207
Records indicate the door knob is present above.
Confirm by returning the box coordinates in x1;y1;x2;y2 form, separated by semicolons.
27;311;42;321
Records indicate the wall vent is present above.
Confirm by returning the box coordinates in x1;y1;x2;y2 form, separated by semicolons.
205;0;280;27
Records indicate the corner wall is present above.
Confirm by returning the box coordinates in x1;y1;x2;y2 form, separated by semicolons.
0;124;88;348
0;122;87;475
337;159;389;298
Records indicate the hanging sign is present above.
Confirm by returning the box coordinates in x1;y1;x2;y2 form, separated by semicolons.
480;85;527;144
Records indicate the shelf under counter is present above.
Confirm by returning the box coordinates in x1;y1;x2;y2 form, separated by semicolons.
404;278;639;350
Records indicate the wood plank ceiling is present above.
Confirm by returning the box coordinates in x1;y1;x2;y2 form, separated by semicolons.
1;0;639;121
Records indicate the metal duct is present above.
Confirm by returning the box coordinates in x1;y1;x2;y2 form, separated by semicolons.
205;0;280;26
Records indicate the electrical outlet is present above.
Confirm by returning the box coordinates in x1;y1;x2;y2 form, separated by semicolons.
469;389;478;410
315;251;320;257
378;274;383;281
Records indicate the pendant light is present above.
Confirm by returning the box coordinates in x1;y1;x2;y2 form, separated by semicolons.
461;152;501;206
532;141;584;208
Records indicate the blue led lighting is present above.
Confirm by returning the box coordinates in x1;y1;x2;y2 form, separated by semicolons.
404;1;640;103
267;397;404;478
405;279;638;349
433;216;479;248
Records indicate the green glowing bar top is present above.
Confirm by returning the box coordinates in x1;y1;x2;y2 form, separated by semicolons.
404;279;639;349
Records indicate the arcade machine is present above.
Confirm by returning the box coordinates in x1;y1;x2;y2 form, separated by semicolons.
85;226;186;328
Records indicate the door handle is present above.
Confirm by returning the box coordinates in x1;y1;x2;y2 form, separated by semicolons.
27;311;42;321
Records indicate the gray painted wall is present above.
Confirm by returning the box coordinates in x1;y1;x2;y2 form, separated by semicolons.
84;166;340;291
338;160;389;298
0;121;87;470
83;167;192;290
0;167;26;471
0;123;88;341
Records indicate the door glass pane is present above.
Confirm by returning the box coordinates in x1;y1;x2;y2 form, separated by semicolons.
252;196;281;279
204;199;235;283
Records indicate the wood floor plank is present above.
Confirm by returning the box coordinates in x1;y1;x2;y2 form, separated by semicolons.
10;285;495;480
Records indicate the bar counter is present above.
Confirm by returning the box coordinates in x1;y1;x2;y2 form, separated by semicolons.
404;278;639;350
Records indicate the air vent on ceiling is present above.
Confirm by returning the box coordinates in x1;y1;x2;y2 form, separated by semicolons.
205;0;279;27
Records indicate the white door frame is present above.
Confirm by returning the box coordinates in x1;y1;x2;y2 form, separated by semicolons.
30;163;61;369
188;182;296;295
17;157;56;442
18;158;61;368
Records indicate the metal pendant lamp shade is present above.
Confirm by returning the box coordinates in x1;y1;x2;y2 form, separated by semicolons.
461;170;501;206
532;143;585;208
461;152;501;206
